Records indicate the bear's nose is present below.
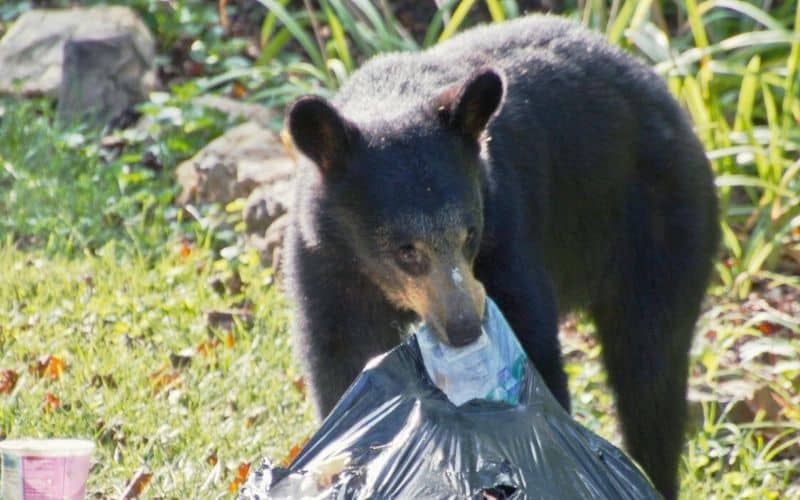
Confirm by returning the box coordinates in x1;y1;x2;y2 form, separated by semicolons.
445;316;482;347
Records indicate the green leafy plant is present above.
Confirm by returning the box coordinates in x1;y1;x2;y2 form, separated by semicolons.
254;0;524;88
592;0;800;299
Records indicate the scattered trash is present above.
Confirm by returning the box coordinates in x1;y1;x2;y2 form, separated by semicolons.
0;439;95;500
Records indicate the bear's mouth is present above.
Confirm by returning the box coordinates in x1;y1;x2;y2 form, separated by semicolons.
401;262;486;347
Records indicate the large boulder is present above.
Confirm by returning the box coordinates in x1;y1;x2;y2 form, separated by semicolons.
175;121;295;269
0;6;155;100
241;162;294;270
175;121;294;206
58;34;155;125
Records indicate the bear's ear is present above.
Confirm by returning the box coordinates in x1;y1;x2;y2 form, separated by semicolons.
286;96;359;176
437;68;504;141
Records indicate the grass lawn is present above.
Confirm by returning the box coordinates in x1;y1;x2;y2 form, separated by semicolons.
0;243;314;497
2;235;798;498
2;0;800;498
0;99;312;496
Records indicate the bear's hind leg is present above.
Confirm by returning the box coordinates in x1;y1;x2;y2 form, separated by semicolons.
591;295;694;500
589;181;715;500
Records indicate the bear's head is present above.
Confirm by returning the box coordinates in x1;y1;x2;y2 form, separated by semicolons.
287;68;504;347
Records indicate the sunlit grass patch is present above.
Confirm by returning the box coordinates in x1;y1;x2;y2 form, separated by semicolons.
0;244;314;497
561;277;800;499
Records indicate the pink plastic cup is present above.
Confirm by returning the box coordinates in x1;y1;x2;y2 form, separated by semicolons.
1;439;95;500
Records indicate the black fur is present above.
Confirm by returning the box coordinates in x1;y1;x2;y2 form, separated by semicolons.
284;15;719;500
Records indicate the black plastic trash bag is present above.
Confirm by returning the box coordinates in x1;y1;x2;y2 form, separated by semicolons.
241;306;661;499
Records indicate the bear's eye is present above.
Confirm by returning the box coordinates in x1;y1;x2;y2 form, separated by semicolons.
465;227;477;247
395;244;429;275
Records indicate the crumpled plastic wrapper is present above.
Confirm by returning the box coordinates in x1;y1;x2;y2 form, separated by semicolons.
416;297;528;406
241;313;661;499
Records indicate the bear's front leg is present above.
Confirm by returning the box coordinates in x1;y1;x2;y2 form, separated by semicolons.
475;245;571;412
287;249;415;420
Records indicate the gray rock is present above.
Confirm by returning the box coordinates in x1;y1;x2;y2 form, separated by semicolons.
244;179;294;271
175;119;297;272
57;34;153;125
243;180;294;236
247;213;291;271
175;121;294;206
192;95;276;126
0;6;155;98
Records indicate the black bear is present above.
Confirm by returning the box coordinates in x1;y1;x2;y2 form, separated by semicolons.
283;15;719;500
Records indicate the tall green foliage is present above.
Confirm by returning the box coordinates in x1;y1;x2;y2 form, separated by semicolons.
254;0;800;299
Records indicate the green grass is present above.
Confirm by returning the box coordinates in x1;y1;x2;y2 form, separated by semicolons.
1;237;797;497
0;244;314;497
0;98;227;256
562;285;800;498
1;0;800;498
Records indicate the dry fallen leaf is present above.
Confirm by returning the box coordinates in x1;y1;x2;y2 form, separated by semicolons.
0;370;19;394
228;462;250;494
293;377;306;396
230;81;247;99
178;239;193;258
30;355;67;380
121;468;153;499
196;340;221;357
47;356;66;379
282;438;309;468
757;322;778;335
150;368;181;395
218;0;229;30
43;393;61;412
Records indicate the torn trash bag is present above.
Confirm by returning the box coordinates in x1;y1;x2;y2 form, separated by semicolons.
241;299;661;499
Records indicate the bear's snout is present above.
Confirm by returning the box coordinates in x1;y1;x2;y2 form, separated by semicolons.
445;314;483;347
433;265;486;347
